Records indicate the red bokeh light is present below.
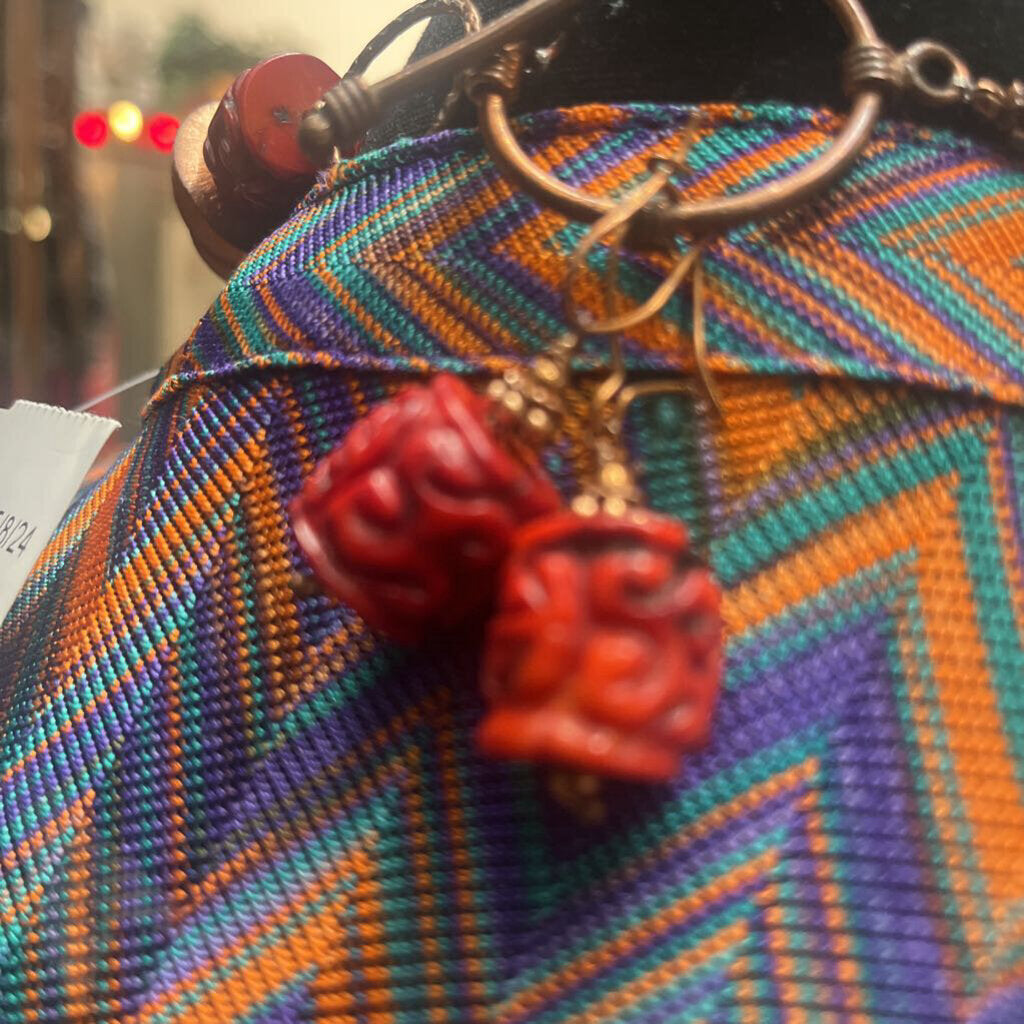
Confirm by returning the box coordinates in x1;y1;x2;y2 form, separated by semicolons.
73;111;108;148
148;114;180;153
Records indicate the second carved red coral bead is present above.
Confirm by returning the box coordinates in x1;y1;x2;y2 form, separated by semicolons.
290;374;561;643
477;509;722;782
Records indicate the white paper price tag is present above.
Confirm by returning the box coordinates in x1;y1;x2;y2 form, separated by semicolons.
0;401;118;624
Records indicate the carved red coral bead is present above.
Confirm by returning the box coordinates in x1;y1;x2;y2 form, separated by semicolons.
477;509;722;782
290;374;562;643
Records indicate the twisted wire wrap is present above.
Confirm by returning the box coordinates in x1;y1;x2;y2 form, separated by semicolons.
842;42;900;96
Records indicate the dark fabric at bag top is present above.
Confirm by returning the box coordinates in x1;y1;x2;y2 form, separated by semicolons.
373;0;1024;146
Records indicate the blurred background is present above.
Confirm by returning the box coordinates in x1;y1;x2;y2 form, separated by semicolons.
0;0;421;435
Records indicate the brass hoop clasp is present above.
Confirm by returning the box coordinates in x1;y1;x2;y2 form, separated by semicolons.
467;0;884;238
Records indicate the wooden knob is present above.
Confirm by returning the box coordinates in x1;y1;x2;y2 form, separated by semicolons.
172;53;344;279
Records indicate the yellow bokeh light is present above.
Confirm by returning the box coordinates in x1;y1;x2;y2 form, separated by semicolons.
108;100;143;143
22;205;52;242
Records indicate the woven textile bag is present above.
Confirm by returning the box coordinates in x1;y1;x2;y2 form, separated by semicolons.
1;103;1023;1022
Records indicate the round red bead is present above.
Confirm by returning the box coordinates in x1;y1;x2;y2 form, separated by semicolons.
290;374;562;643
477;509;722;782
204;53;342;227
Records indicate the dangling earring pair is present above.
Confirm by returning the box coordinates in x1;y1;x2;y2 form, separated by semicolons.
291;122;723;786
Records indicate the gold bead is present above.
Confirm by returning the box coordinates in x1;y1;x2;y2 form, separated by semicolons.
502;390;525;416
526;407;552;436
534;357;562;384
572;494;600;517
604;496;628;518
600;462;631;491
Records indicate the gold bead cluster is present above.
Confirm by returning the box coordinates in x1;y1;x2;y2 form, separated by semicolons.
486;333;577;444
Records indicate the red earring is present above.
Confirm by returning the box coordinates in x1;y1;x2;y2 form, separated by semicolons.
290;372;562;644
476;404;722;785
291;134;724;789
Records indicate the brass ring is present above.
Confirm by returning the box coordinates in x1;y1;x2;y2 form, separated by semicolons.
472;0;884;237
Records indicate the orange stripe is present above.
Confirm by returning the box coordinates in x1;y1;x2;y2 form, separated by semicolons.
896;612;979;1018
728;951;761;1024
29;453;131;581
375;261;509;362
684;128;833;206
816;248;1013;393
402;746;450;1024
313;854;399;1024
595;758;819;897
881;187;1024;253
727;243;987;391
987;433;1024;645
174;689;449;920
321;149;491;265
708;273;838;374
0;394;264;789
240;202;322;285
713;378;984;515
436;710;489;1022
917;247;1024;402
313;250;432;372
308;153;502;368
254;282;314;350
757;878;806;1022
824;157;996;234
217;289;259;361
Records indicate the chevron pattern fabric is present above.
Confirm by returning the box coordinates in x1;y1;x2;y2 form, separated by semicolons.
2;102;1024;1022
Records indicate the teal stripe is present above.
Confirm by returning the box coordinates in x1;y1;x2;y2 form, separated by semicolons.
851;168;1024;252
726;586;897;688
631;390;711;548
736;240;956;379
505;826;781;1023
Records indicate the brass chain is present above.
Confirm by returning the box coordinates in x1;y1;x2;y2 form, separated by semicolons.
844;40;1024;147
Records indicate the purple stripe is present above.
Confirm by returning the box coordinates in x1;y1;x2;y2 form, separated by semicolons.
822;619;958;1020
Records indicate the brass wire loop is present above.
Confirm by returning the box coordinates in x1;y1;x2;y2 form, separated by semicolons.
469;0;884;236
563;122;701;338
560;120;722;414
558;123;724;491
